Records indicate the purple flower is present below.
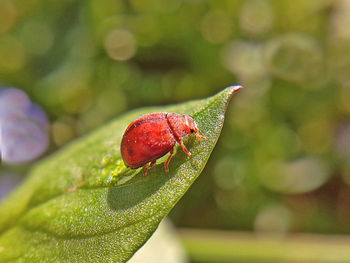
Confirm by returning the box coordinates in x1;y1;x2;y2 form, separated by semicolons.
0;87;49;164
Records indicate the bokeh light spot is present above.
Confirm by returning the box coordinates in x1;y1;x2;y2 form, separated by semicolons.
214;157;245;191
259;157;330;194
222;41;266;78
298;119;332;154
200;10;232;44
254;204;290;235
264;34;323;84
239;0;274;35
104;29;136;61
330;0;350;40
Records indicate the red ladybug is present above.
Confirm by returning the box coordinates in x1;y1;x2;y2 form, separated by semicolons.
121;112;205;176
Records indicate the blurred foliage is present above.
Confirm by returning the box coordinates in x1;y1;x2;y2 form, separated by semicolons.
1;0;350;236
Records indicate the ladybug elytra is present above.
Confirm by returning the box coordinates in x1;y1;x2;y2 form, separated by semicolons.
121;112;205;176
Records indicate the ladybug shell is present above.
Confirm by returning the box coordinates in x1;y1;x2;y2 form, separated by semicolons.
121;112;177;169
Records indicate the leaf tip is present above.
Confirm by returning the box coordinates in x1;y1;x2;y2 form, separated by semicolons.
220;85;243;107
228;85;243;93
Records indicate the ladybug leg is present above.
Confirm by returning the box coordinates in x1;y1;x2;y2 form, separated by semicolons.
164;148;174;173
144;160;156;176
178;139;192;157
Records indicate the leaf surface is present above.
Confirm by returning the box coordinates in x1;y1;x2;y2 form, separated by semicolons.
0;87;240;262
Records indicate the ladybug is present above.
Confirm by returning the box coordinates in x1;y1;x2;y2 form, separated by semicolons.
121;112;205;176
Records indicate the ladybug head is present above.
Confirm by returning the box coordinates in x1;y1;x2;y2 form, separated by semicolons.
184;115;206;141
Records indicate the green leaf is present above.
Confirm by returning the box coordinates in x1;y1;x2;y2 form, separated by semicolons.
0;86;241;262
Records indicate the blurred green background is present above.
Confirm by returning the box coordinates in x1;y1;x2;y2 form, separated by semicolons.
1;0;350;258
